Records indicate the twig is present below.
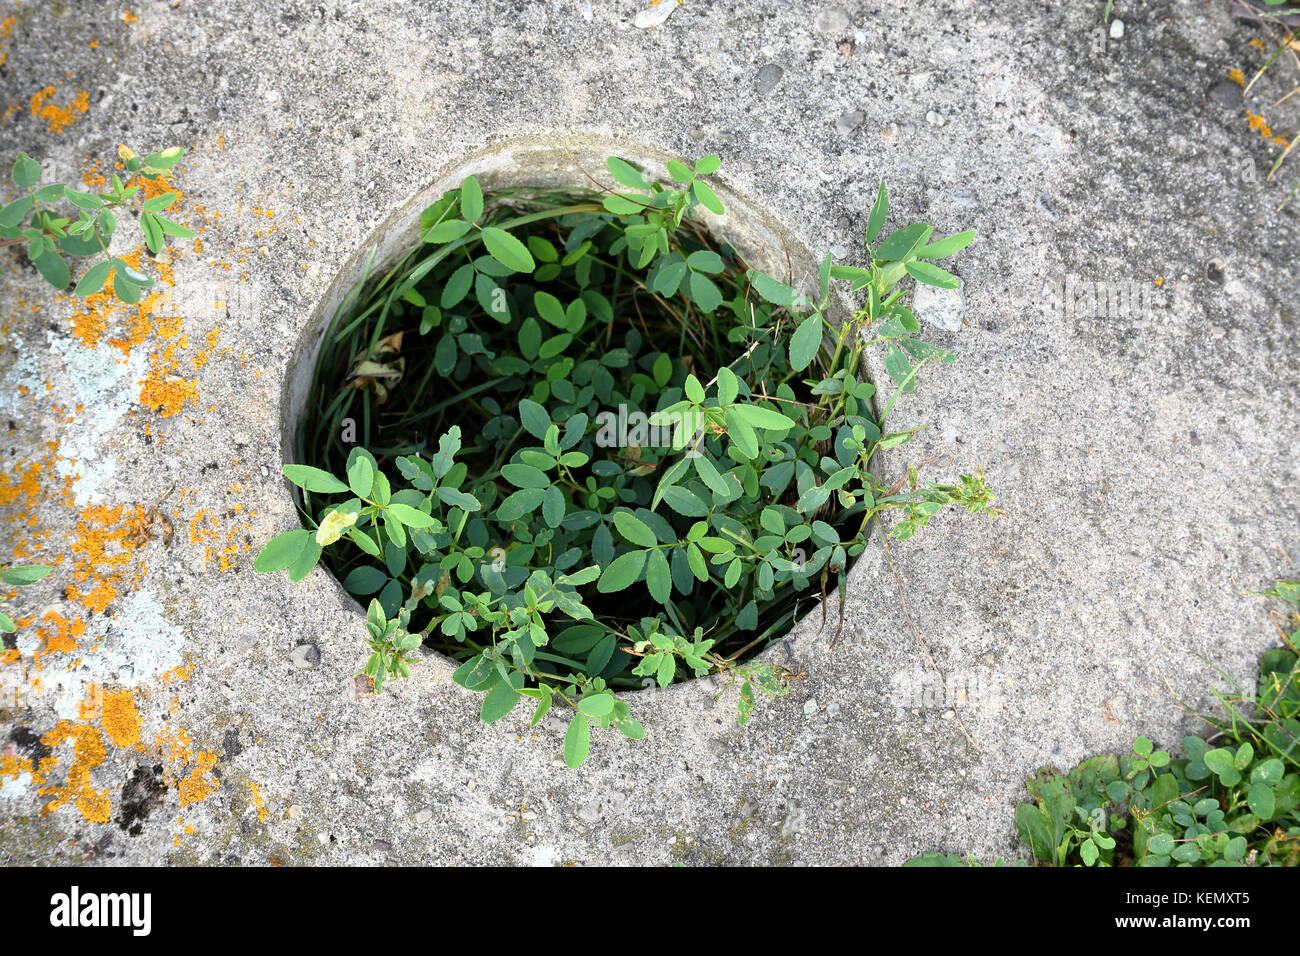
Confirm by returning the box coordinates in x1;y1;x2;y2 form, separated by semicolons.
881;534;979;751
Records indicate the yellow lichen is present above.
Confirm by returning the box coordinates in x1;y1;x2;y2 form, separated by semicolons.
32;610;86;658
100;688;142;748
65;503;149;613
38;721;111;822
249;781;269;822
29;86;90;134
176;750;217;807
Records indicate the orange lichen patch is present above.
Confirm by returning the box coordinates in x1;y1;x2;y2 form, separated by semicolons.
65;503;149;614
139;175;182;204
1248;110;1275;138
161;664;191;684
138;344;200;417
38;721;111;822
185;502;254;572
0;441;72;560
61;247;215;419
0;15;14;70
100;688;142;748
67;292;110;349
177;750;217;807
1227;68;1245;86
191;328;222;369
122;8;139;23
81;164;108;190
1;752;35;783
139;320;221;419
171;816;196;845
64;248;173;352
1250;38;1266;51
153;723;219;808
32;610;87;658
249;781;268;823
29;86;90;134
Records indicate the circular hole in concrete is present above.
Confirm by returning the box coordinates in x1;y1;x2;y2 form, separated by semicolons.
282;138;869;693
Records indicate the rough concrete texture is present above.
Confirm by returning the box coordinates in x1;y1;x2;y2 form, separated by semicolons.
1;0;1297;865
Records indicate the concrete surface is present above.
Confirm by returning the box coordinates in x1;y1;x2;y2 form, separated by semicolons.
0;0;1297;865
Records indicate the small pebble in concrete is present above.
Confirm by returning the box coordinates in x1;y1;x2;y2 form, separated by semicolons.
835;109;864;133
829;244;848;259
634;2;676;29
925;110;945;127
803;699;818;715
912;278;966;332
1109;18;1124;39
1207;79;1243;110
1037;191;1059;221
577;798;601;823
815;8;850;32
372;839;391;852
826;701;841;718
880;123;900;143
289;642;321;669
1206;259;1224;284
414;810;432;824
755;63;784;96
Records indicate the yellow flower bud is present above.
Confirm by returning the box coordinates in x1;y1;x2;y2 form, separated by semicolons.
117;145;136;162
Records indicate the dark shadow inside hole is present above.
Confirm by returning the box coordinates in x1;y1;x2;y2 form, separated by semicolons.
294;181;866;690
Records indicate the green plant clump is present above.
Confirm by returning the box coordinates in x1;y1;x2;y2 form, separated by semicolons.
912;580;1300;866
256;155;993;766
1;145;191;303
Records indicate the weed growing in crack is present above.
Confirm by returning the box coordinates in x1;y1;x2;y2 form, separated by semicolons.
910;580;1300;866
1;145;191;303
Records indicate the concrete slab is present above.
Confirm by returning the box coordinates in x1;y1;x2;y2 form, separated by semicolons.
0;0;1296;865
